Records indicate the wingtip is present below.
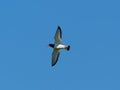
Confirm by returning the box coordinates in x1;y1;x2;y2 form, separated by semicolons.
52;63;56;67
58;26;61;30
52;64;54;67
56;25;62;39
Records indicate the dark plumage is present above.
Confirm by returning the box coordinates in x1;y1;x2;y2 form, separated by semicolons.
48;44;54;48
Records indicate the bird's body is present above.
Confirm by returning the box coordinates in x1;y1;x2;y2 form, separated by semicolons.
49;44;69;49
49;26;70;66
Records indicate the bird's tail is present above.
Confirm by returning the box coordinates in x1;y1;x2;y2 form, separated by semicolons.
67;45;70;51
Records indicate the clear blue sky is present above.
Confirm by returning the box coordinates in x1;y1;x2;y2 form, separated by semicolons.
0;0;120;90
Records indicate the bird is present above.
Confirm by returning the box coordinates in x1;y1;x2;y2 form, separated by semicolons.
48;26;70;66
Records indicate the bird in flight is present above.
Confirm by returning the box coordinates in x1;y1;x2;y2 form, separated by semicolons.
48;26;70;66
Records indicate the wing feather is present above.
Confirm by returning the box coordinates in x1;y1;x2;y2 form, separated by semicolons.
54;26;62;44
52;49;60;66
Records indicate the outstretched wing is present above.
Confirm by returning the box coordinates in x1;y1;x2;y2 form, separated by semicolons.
54;26;62;44
52;49;60;66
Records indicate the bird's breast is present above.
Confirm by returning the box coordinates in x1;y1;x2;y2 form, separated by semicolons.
55;44;66;49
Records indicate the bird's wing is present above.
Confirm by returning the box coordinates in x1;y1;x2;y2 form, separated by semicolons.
54;26;62;44
52;49;60;66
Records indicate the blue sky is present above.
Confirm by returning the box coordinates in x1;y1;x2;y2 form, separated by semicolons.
0;0;120;90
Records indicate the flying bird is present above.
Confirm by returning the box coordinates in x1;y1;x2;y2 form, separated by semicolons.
48;26;70;66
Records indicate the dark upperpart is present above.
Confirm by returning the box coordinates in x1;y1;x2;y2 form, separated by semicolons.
48;44;55;48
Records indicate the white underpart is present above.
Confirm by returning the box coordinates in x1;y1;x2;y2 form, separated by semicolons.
56;44;66;49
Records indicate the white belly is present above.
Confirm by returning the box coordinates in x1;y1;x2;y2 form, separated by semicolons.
56;44;66;49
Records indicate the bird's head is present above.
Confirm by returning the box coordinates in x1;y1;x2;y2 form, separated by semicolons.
48;44;55;48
